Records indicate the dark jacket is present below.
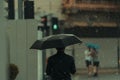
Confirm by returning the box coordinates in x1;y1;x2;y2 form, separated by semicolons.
46;52;76;80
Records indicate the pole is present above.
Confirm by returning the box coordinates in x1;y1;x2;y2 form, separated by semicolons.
37;28;43;80
42;28;46;80
18;0;23;19
117;14;120;73
117;38;120;72
117;25;120;73
38;26;49;80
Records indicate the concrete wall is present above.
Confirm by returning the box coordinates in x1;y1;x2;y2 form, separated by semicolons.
7;20;42;80
0;0;9;80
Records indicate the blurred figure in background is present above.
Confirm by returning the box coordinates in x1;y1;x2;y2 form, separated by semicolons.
84;46;93;76
90;47;100;77
9;64;19;80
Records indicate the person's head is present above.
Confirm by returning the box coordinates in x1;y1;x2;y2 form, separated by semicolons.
91;47;96;51
9;64;19;80
90;47;98;53
56;47;65;52
86;46;91;51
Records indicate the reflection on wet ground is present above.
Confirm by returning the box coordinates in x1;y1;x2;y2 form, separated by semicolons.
72;73;120;80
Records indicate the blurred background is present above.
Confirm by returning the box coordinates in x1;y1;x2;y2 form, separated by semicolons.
0;0;120;80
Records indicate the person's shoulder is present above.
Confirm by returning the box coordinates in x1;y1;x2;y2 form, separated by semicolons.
49;53;57;57
64;54;74;59
47;54;56;60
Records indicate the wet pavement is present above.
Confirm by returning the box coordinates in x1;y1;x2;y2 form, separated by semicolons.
72;73;120;80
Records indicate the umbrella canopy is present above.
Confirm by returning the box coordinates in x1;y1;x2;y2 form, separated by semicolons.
85;42;100;49
30;34;82;50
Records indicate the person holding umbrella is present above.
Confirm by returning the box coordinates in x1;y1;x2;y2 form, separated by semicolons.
30;34;82;80
85;43;100;77
46;47;76;80
84;46;93;76
90;47;100;77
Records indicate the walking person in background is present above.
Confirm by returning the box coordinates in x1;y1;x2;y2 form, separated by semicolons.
46;47;76;80
84;46;93;76
90;47;100;77
9;64;19;80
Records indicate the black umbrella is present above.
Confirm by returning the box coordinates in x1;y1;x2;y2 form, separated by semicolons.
30;34;82;50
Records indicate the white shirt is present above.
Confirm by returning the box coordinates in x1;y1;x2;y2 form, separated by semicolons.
84;50;93;61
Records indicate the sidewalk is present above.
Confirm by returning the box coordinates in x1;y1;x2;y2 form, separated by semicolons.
72;68;120;80
75;68;120;75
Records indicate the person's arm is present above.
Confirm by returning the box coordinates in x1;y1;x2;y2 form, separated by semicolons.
90;49;97;57
70;58;76;74
46;58;52;75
